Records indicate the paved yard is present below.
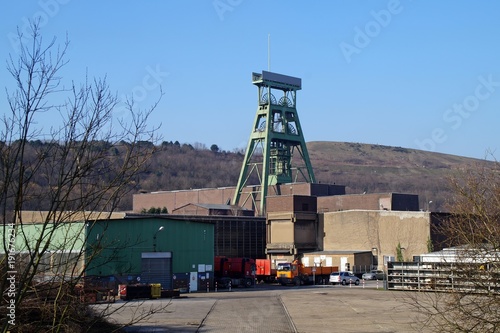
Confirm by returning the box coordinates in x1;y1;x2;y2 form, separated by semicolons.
97;282;432;332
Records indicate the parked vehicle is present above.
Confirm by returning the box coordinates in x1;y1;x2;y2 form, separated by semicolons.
329;271;360;285
362;270;385;280
214;256;256;288
255;259;276;283
276;260;338;286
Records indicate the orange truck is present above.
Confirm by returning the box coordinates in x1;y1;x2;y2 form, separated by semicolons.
255;258;276;283
276;260;338;286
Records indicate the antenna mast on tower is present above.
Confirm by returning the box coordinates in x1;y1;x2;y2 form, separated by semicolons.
268;34;270;71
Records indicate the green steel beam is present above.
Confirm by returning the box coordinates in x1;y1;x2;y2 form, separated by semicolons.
232;71;315;215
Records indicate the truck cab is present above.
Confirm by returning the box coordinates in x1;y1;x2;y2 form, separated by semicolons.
276;262;304;286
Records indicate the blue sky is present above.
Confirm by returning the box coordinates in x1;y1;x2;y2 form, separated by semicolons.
1;1;499;159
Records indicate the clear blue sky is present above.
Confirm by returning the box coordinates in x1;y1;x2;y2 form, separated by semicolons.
1;1;499;159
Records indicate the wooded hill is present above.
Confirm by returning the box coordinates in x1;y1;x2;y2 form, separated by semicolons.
136;140;493;213
11;140;494;212
307;141;495;212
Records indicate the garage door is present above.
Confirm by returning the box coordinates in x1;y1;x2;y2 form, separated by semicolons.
141;252;172;289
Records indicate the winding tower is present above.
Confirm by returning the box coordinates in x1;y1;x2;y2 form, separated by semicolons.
232;71;316;215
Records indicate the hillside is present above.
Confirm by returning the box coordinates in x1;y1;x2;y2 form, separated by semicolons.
307;141;493;212
135;141;493;213
8;140;492;212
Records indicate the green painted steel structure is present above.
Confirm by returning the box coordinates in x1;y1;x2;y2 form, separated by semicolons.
85;216;214;277
233;71;316;215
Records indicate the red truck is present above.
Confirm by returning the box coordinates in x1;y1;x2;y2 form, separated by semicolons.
214;256;256;288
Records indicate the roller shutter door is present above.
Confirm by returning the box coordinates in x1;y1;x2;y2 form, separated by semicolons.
141;252;173;289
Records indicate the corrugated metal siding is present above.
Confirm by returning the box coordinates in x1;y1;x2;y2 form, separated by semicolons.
141;252;172;289
86;217;215;277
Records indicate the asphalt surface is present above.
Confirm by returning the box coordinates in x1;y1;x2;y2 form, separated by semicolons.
97;281;432;333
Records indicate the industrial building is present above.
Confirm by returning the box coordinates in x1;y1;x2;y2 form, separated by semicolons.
3;213;215;292
3;70;444;292
133;187;434;274
129;70;439;279
133;182;346;216
86;215;215;292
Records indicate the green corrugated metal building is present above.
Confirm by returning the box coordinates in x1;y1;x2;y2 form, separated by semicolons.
85;215;215;291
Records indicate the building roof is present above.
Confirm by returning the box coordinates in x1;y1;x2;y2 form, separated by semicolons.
173;203;252;211
420;245;499;263
18;211;126;224
302;250;372;255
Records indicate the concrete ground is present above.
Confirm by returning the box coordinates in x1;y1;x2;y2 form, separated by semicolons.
96;281;432;333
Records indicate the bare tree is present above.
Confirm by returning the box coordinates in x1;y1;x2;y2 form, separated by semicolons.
0;21;163;332
409;159;500;332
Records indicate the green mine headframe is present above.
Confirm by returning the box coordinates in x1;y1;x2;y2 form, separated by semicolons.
232;71;316;215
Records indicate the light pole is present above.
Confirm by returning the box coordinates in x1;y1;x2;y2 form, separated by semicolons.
153;226;164;252
371;247;378;270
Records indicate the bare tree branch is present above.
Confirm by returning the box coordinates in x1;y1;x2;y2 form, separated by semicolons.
0;20;166;332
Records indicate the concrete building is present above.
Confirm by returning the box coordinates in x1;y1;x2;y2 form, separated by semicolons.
300;250;372;274
134;185;434;274
265;195;319;264
264;194;436;273
320;210;432;271
133;183;345;215
318;192;419;212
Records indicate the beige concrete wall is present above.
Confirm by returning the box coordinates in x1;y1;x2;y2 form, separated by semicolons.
317;193;419;212
318;193;391;212
321;210;431;269
270;221;294;244
267;212;318;253
294;221;316;245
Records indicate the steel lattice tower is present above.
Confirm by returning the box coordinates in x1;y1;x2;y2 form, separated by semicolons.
232;71;316;215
